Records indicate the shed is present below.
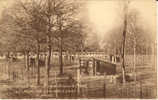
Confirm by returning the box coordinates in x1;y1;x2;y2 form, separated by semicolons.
96;60;116;75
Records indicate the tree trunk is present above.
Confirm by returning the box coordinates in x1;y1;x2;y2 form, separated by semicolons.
44;7;52;90
25;51;30;86
152;42;156;70
25;51;30;71
133;37;136;82
6;51;10;79
6;51;10;60
122;18;127;84
45;35;51;87
7;58;10;80
59;37;63;75
36;42;40;85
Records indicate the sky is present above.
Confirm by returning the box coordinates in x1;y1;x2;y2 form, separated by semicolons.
0;0;14;14
85;0;156;41
0;0;157;44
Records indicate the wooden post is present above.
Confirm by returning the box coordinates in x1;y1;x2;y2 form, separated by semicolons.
93;58;95;76
22;67;24;80
140;81;143;98
104;73;106;98
134;36;137;82
69;55;72;64
77;67;80;97
145;87;148;97
79;58;81;74
55;72;58;98
86;60;89;75
12;71;15;81
7;60;10;80
27;70;30;87
95;60;97;75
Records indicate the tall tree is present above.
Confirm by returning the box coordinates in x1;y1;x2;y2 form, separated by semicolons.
120;0;130;84
103;1;153;84
54;0;79;75
4;1;48;85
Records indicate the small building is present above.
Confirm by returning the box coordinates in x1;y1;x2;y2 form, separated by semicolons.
95;60;116;75
79;57;117;76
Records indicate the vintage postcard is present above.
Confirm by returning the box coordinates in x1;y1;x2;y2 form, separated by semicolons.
0;0;157;99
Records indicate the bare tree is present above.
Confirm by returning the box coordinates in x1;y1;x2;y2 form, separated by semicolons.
127;9;154;82
105;0;154;84
4;1;49;85
127;10;139;82
54;0;79;75
121;0;131;84
114;0;131;84
0;6;38;83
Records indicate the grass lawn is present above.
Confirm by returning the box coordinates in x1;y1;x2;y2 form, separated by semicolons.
0;57;156;99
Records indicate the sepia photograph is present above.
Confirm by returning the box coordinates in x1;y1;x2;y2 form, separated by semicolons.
0;0;157;99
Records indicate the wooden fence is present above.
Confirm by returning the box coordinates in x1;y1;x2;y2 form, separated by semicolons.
84;80;156;98
6;77;155;99
105;82;155;98
0;54;156;99
124;55;154;66
44;84;87;98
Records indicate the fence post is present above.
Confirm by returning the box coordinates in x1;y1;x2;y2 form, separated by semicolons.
140;81;143;98
77;67;80;97
12;71;15;81
87;82;89;97
146;87;148;97
104;83;106;98
27;70;30;87
69;55;72;64
85;60;89;75
92;58;96;76
134;84;136;98
79;58;81;74
7;61;10;80
121;85;123;98
126;86;128;98
55;72;58;98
